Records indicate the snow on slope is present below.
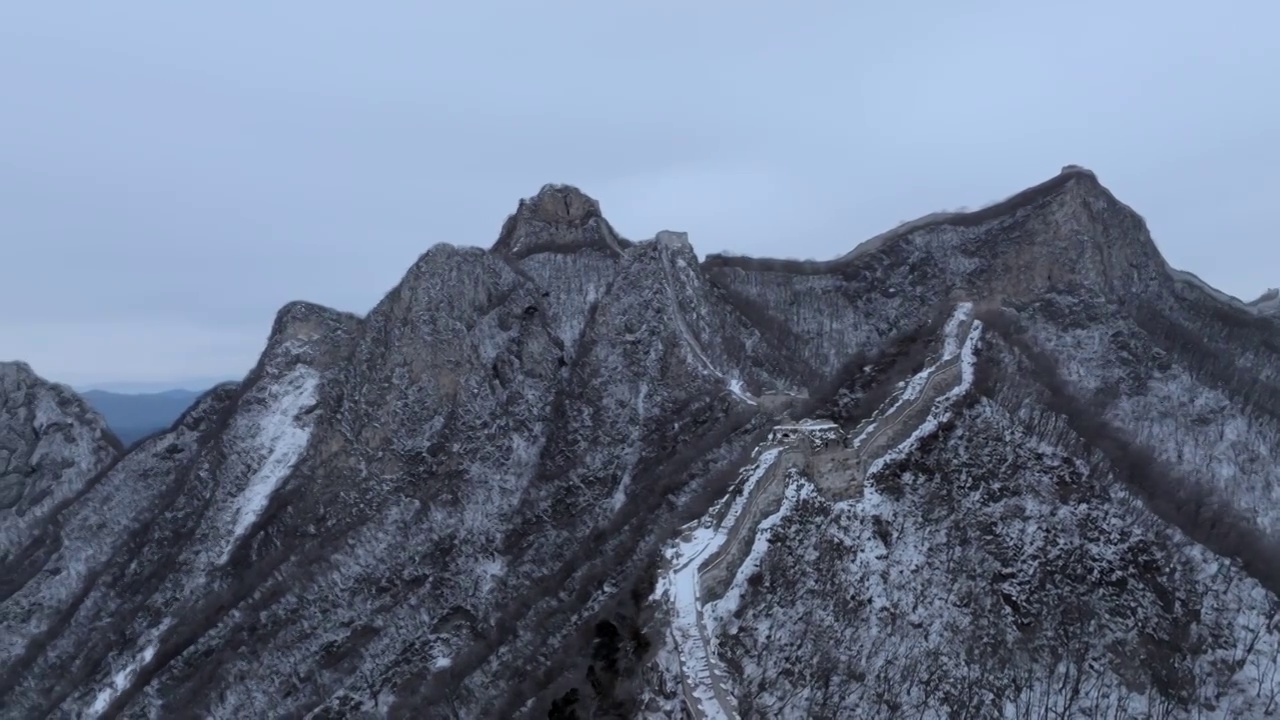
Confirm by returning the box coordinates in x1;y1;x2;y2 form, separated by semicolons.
698;312;1280;718
86;629;165;718
67;367;322;715
609;383;649;512
719;402;1280;717
662;448;783;720
704;480;812;632
221;364;320;561
850;302;972;448
658;303;988;719
865;318;983;478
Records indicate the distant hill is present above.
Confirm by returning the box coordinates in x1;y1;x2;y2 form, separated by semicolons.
81;388;205;445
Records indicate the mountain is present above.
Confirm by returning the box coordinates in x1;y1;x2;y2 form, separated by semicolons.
80;389;206;446
1;361;121;557
3;168;1280;719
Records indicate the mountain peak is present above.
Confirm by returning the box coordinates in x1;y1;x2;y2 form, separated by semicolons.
703;165;1108;269
528;183;601;224
269;300;361;345
255;300;363;378
655;229;692;249
702;164;1172;305
1;359;119;549
490;183;631;259
0;359;36;384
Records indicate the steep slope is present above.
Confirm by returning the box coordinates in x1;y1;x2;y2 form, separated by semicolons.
659;303;980;720
632;169;1280;719
642;305;1280;718
3;169;1279;719
706;167;1280;542
0;186;802;719
1;362;120;572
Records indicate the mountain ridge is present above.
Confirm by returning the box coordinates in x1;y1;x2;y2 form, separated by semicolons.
269;164;1273;387
4;166;1280;718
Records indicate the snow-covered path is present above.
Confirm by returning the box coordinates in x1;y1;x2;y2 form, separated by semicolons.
663;303;981;720
667;449;782;720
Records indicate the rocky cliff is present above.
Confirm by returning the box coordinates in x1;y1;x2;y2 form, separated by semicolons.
3;168;1279;719
1;361;120;580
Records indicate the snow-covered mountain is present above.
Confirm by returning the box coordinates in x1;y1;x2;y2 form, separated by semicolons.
3;167;1280;719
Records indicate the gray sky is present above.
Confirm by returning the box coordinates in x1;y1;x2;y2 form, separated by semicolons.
2;2;1277;389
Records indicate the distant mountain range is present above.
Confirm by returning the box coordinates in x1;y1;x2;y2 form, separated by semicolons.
80;388;206;445
79;376;236;394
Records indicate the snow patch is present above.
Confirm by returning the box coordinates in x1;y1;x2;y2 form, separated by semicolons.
87;642;158;717
852;302;972;449
222;365;321;561
665;447;784;720
610;383;649;511
86;622;170;719
727;376;758;405
865;319;983;478
706;480;812;632
660;302;985;719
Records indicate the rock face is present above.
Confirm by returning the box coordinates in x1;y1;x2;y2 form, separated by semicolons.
0;362;120;561
3;172;1280;719
491;183;631;258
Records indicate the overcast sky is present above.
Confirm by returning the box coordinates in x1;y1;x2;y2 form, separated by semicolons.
2;2;1277;389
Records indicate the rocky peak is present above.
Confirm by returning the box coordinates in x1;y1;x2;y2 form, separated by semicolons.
529;183;600;225
703;165;1169;306
1;359;38;390
977;165;1170;302
1253;288;1280;303
490;183;630;259
258;300;363;372
0;361;120;464
652;229;699;268
1;361;120;556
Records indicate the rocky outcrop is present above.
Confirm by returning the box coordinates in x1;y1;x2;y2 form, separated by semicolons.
491;183;630;259
0;362;120;562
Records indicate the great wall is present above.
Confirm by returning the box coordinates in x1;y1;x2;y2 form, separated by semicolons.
662;303;983;720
